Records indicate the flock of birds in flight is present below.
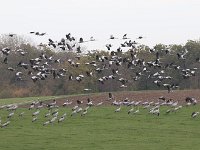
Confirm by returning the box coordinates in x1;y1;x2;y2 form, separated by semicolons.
0;32;200;128
1;32;199;92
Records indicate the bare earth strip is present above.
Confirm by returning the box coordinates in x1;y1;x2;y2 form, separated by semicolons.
35;89;200;107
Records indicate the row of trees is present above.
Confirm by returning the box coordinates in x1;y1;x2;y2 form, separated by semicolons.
0;35;200;98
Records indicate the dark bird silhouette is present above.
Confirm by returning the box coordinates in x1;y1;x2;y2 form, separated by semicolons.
110;35;117;39
108;92;113;100
77;100;83;105
8;33;16;37
3;57;8;64
79;38;84;43
1;47;11;56
163;84;171;93
106;44;112;50
177;53;186;59
122;34;129;40
137;36;144;39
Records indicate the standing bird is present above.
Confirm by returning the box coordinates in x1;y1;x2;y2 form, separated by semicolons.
58;117;65;123
128;107;134;114
108;92;113;100
115;106;121;112
7;112;15;119
43;121;50;126
52;111;59;117
77;100;83;105
133;107;140;114
191;112;199;118
96;102;103;106
1;121;10;128
71;110;77;116
166;109;171;114
32;110;40;116
32;117;38;122
81;110;88;116
45;111;51;118
19;112;24;117
50;116;57;123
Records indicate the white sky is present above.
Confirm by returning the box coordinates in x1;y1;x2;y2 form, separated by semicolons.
0;0;200;50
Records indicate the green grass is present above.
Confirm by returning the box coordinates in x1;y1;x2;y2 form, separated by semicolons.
0;91;110;105
0;93;91;105
0;96;60;105
0;105;200;150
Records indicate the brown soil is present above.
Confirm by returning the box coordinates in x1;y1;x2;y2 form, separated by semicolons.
23;89;200;108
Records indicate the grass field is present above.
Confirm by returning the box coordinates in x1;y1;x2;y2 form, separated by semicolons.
0;104;200;150
0;93;90;105
0;96;60;105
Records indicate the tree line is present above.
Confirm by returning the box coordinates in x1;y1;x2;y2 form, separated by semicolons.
0;35;199;98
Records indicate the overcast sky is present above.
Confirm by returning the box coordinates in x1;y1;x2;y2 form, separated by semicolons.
0;0;200;50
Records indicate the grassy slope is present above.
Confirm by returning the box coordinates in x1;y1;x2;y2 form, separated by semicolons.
0;105;200;150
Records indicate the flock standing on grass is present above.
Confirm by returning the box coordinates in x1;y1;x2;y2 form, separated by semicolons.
0;93;199;128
